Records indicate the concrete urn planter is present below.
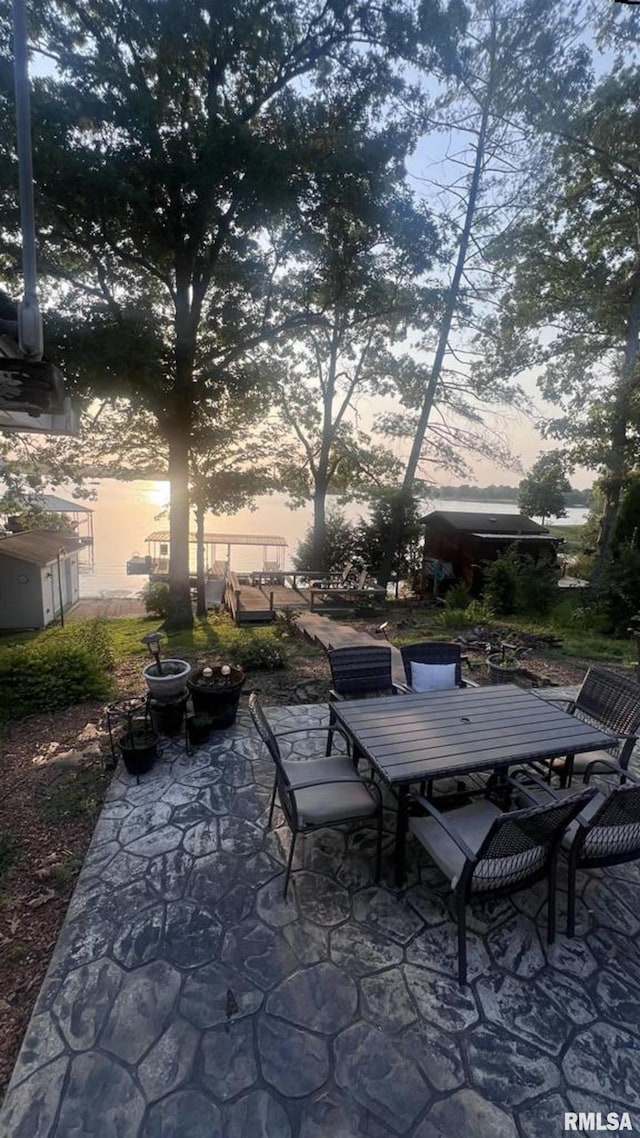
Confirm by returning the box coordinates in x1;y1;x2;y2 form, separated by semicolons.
142;659;192;702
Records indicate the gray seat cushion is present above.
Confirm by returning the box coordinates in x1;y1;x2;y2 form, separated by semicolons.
281;757;377;826
513;785;605;851
550;748;619;775
409;800;501;887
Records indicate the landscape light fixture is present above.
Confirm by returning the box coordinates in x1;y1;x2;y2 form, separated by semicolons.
141;632;165;675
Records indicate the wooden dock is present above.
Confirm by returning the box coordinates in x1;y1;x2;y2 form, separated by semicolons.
296;612;406;688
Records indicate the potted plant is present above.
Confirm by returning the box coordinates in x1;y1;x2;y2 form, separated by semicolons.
186;712;215;747
187;663;245;729
141;632;191;702
487;642;521;685
107;700;159;775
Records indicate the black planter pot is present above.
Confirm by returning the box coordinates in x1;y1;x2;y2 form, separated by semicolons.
487;655;519;685
186;714;215;746
149;697;186;737
187;666;245;729
118;728;158;775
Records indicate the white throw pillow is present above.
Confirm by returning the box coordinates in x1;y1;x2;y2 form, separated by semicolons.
410;661;457;693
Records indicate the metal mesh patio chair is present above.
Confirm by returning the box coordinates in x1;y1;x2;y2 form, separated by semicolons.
546;666;640;785
408;782;595;984
249;693;383;897
326;645;405;756
514;767;640;937
399;641;478;690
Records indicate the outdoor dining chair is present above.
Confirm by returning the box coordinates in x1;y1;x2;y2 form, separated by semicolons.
544;666;640;785
408;782;595;984
326;645;405;756
514;767;640;937
399;641;478;692
249;693;383;897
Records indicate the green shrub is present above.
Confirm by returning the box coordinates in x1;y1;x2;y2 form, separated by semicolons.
466;599;494;624
229;629;287;671
444;582;472;610
483;548;519;614
0;640;113;722
484;547;559;617
513;555;559;616
591;543;640;635
437;607;473;629
273;609;301;638
140;580;170;619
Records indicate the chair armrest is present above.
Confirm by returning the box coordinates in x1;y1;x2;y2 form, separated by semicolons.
393;683;412;694
533;693;576;711
328;689;345;702
410;794;476;861
287;774;372;792
460;678;479;689
275;724;352;754
505;770;561;805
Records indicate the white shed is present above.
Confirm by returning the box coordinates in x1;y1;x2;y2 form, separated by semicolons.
0;529;81;629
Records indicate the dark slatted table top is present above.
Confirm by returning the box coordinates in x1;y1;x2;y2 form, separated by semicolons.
333;685;619;786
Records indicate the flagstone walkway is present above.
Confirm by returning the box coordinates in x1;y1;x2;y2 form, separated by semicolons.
2;703;640;1136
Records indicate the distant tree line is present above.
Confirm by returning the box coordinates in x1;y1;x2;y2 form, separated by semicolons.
433;484;592;507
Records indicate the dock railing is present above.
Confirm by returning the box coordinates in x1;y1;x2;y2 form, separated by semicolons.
224;569;241;622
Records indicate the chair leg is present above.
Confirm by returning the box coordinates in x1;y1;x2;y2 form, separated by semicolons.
566;854;578;938
268;777;277;828
547;859;557;945
374;811;383;883
323;701;334;755
283;830;297;898
456;892;468;986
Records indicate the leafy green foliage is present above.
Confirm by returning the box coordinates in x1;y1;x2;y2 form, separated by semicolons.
483;547;559;616
140;581;171;620
444;582;472;610
354;491;422;584
0;642;113;723
228;630;287;671
517;452;570;524
293;510;356;574
591;543;640;636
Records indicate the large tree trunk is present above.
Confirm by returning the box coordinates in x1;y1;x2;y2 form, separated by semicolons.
311;481;328;569
376;16;497;589
165;280;195;630
594;270;640;570
195;499;207;617
166;418;193;629
310;320;340;570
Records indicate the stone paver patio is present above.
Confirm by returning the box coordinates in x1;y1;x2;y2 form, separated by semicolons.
2;701;640;1136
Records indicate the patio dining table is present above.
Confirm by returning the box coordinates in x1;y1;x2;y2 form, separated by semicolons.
332;684;619;886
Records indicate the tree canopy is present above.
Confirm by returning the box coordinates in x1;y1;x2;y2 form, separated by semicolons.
0;0;462;625
517;451;570;525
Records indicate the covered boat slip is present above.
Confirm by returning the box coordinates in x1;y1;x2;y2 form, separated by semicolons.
139;532;387;624
143;530;288;579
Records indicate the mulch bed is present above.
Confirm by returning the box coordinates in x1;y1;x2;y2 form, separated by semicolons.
0;623;592;1102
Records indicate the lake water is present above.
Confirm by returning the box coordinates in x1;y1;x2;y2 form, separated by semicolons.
73;479;589;598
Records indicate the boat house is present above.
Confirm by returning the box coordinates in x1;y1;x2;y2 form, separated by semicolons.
420;510;562;594
0;529;82;629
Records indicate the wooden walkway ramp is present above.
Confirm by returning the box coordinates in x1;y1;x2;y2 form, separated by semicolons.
296;612;406;689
